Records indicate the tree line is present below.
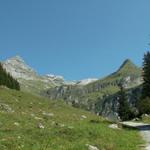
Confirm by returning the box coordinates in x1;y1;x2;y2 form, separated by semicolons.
0;63;20;90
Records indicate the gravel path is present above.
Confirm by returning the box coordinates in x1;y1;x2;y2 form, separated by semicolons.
121;122;150;150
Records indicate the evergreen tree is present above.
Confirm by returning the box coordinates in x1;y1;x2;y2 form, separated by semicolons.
142;51;150;98
139;51;150;114
118;82;133;121
0;63;20;90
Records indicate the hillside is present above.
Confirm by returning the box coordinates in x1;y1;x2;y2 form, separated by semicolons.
44;59;142;118
0;87;143;150
1;56;143;120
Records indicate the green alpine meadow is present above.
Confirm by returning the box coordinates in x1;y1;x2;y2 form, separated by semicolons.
0;87;144;150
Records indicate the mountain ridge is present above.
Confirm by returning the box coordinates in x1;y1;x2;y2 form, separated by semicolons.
1;56;98;93
2;56;65;94
116;59;141;75
44;57;142;120
0;55;143;120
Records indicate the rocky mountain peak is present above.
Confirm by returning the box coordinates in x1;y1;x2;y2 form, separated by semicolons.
121;58;134;66
2;56;76;93
2;56;37;80
117;59;140;73
5;55;25;65
12;55;24;62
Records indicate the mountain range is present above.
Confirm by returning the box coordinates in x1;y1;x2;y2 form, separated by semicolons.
1;56;142;120
2;56;97;94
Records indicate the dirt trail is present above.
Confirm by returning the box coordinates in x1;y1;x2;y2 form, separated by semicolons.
121;122;150;150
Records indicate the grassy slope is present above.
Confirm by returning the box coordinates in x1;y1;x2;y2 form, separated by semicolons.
0;87;143;150
86;59;141;90
142;116;150;124
19;78;54;95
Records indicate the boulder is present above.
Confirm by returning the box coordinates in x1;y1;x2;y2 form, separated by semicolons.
86;144;99;150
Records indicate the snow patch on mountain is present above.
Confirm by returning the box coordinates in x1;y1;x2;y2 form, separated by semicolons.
77;78;98;85
46;74;64;81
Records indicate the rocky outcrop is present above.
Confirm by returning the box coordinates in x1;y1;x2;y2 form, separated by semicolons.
2;56;70;94
95;86;142;121
3;56;37;80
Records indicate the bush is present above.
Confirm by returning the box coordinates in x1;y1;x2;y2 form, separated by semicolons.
138;97;150;115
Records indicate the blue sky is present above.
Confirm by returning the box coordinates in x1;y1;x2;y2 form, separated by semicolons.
0;0;150;80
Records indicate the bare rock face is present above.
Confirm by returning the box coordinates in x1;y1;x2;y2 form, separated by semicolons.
2;55;97;94
3;56;65;83
2;56;69;93
3;56;37;80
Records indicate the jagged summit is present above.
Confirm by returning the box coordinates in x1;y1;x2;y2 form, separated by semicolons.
119;59;135;68
121;58;133;66
3;55;37;80
13;55;24;60
7;55;25;63
116;59;140;74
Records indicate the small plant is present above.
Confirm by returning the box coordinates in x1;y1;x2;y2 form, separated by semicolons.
138;97;150;114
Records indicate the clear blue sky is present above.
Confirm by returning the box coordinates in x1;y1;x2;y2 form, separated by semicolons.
0;0;150;80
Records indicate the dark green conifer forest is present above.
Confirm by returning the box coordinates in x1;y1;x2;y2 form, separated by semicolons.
0;63;20;90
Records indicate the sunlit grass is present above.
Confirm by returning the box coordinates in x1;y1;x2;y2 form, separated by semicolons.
0;87;144;150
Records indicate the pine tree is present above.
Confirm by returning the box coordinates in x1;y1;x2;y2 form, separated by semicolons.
142;51;150;98
118;83;133;121
138;51;150;114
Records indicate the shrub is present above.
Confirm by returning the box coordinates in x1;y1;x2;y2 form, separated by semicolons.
138;97;150;115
